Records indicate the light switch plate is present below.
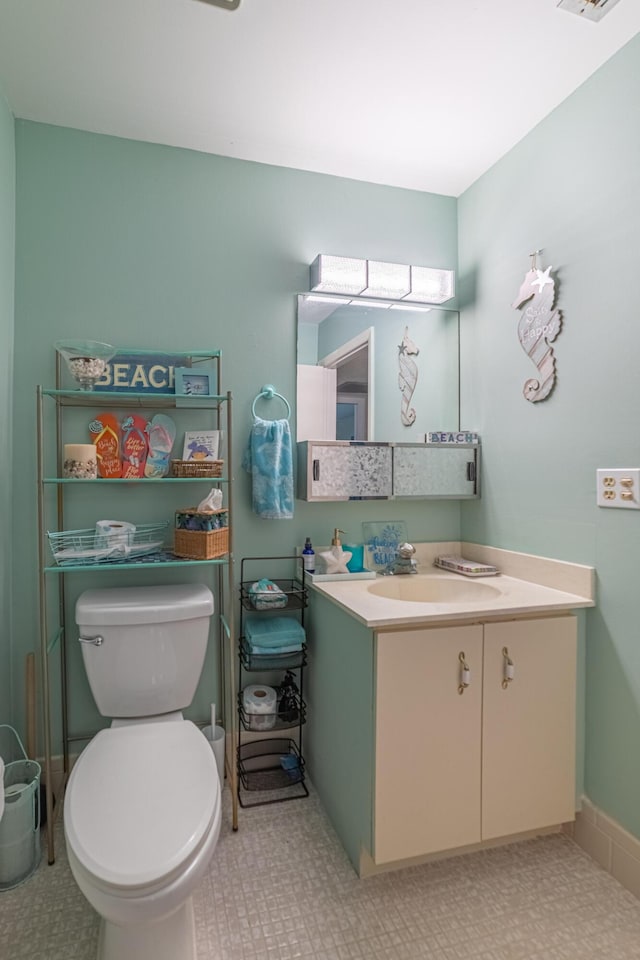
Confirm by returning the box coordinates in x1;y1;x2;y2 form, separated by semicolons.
596;468;640;508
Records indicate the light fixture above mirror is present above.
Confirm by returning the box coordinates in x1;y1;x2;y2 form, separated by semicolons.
310;254;455;305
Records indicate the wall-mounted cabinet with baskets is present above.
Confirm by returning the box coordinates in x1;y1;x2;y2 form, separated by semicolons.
36;346;238;862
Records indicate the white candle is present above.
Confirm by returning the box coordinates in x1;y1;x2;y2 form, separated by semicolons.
63;444;98;479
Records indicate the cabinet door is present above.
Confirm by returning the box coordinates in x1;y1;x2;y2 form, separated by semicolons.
301;442;392;500
374;625;483;864
482;616;577;840
393;444;479;498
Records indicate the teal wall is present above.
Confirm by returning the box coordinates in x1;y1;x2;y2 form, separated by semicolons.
0;89;14;724
12;121;459;750
458;34;640;839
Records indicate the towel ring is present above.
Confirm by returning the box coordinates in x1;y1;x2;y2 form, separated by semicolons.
251;384;291;421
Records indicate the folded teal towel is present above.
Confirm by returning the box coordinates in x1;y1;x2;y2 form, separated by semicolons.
250;642;302;656
242;417;293;520
249;635;304;649
245;615;305;647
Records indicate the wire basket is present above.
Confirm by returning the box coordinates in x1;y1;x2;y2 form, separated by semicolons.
171;459;224;478
237;738;306;792
47;522;169;567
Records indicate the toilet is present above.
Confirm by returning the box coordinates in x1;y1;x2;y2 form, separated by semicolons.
63;583;221;960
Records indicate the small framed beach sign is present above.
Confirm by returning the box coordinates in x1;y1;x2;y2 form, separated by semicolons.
183;430;220;461
174;367;217;397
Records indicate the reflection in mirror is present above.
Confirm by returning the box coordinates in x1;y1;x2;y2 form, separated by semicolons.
296;294;460;443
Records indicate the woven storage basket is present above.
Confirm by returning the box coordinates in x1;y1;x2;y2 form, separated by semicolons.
171;459;223;478
174;508;229;560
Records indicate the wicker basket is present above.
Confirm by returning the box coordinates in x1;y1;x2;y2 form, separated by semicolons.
174;508;229;560
171;459;223;478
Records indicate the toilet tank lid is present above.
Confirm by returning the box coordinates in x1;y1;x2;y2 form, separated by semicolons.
75;583;214;626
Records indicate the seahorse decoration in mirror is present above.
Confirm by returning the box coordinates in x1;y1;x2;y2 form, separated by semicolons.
398;326;420;425
512;251;562;402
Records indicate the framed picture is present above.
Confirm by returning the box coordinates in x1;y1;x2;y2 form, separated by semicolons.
174;367;216;398
183;430;220;461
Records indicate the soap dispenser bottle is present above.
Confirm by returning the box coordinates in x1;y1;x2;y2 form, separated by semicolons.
323;529;352;574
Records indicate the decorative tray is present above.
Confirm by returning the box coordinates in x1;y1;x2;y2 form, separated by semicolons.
308;570;376;582
433;555;499;577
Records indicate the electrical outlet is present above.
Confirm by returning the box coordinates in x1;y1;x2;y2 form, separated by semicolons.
596;469;640;509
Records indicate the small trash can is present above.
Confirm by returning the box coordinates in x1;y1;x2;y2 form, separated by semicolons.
0;725;41;891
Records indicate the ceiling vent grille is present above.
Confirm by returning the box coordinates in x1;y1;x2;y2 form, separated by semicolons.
193;0;241;10
557;0;622;21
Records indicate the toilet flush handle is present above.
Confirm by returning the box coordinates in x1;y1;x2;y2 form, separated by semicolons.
77;634;103;646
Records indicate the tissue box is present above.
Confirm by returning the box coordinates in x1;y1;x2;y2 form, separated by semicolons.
173;508;229;560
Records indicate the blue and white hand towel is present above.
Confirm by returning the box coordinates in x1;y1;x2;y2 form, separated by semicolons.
242;417;294;520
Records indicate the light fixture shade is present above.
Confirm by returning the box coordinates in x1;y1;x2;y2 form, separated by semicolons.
363;260;411;299
310;255;367;296
309;255;455;304
403;266;455;304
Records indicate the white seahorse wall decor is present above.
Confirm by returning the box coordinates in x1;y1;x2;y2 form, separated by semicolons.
512;264;562;403
398;326;420;426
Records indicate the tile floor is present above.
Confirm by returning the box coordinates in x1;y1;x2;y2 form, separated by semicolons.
2;784;640;960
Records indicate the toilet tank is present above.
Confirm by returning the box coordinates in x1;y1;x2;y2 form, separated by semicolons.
75;584;214;718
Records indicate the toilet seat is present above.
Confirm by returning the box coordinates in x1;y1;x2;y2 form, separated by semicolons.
65;720;219;889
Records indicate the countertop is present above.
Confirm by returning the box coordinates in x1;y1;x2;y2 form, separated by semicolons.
308;542;595;629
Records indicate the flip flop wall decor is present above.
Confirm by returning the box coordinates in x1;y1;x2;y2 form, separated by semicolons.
145;414;176;478
121;415;149;479
89;414;122;478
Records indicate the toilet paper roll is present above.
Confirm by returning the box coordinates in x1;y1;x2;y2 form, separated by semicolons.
94;520;136;550
242;684;277;731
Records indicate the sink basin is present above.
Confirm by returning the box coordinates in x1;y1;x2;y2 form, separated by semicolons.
368;575;502;604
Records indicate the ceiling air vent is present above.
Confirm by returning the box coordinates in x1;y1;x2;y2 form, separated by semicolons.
193;0;241;9
557;0;622;21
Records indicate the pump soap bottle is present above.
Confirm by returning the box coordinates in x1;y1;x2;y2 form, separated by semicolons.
319;529;352;575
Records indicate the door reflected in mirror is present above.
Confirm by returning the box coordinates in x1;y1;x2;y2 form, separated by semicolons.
296;295;459;443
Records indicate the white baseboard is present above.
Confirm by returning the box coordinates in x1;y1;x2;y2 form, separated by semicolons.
360;825;563;878
567;796;640;901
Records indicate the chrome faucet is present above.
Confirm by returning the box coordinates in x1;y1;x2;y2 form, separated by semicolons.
382;542;418;575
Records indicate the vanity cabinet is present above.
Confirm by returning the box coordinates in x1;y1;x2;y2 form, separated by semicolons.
374;615;577;865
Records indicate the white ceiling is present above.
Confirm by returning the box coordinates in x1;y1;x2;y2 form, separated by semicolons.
0;0;639;197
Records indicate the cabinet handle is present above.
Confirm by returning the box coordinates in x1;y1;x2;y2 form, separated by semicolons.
502;646;514;688
312;459;320;481
78;634;103;647
458;651;471;695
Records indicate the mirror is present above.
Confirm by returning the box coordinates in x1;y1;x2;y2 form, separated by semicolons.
296;295;459;443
